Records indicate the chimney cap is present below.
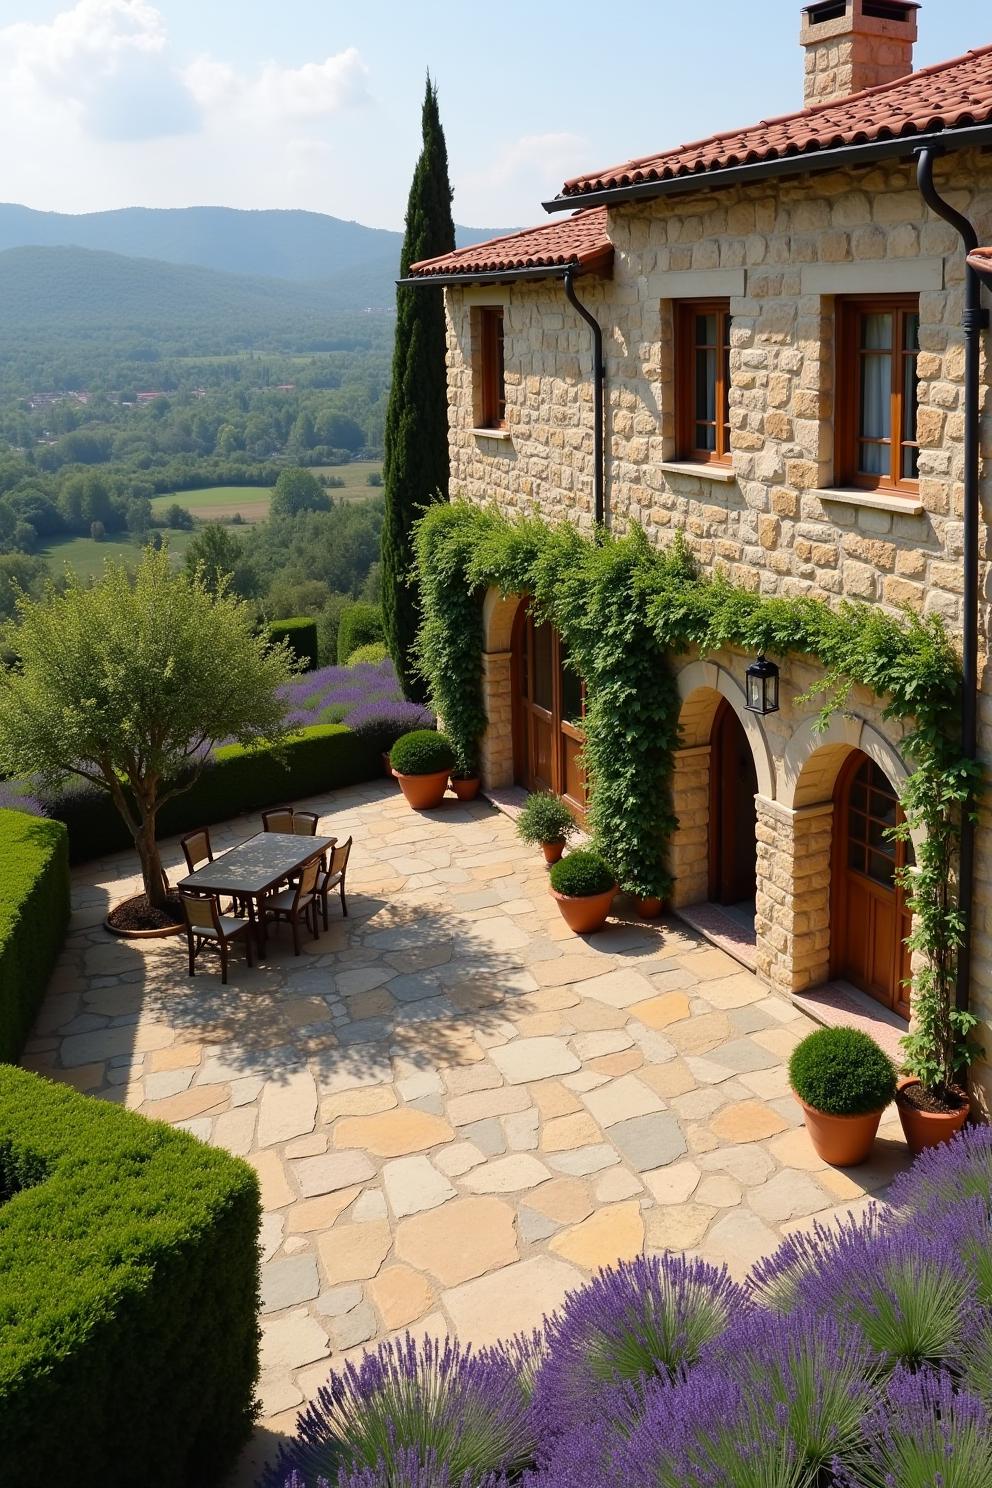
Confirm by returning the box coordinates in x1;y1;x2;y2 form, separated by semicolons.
802;0;920;19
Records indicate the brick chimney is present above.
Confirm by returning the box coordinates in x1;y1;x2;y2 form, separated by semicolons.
801;1;919;107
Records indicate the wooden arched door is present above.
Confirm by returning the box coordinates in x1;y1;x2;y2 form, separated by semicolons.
832;753;912;1019
512;605;587;824
708;699;758;906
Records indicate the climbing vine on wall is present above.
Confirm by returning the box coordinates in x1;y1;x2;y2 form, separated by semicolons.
414;502;978;1082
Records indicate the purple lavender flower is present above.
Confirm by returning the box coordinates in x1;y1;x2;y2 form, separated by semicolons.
747;1206;883;1313
0;781;46;816
263;1334;537;1488
334;1448;508;1487
886;1121;992;1220
833;1366;992;1488
345;698;434;746
532;1254;748;1458
788;1220;972;1374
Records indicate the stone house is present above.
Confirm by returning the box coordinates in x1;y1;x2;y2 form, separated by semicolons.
407;3;992;1099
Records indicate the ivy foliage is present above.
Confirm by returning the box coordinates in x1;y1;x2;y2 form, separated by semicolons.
414;503;976;1092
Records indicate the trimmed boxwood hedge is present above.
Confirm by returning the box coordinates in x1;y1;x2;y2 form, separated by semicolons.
267;616;319;670
0;1065;261;1486
0;810;69;1063
42;723;380;864
336;602;384;665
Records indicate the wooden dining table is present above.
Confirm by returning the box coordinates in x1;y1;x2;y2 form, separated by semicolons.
177;831;336;956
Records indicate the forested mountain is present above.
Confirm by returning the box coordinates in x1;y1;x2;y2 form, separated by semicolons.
0;203;509;290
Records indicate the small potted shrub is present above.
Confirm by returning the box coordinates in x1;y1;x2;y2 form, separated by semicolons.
549;850;617;934
896;958;974;1155
788;1025;897;1166
389;729;455;811
516;791;576;864
449;747;481;803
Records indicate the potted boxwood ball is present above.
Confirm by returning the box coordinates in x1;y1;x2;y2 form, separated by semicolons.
548;850;617;934
788;1025;897;1166
516;790;577;864
389;729;456;811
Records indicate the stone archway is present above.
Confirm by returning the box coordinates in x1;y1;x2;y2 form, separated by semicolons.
478;590;525;789
670;661;773;911
754;713;914;1001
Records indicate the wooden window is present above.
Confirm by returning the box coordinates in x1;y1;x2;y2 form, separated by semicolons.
836;295;920;491
478;306;506;429
677;300;732;464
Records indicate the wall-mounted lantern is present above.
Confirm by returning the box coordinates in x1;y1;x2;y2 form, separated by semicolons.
745;655;780;716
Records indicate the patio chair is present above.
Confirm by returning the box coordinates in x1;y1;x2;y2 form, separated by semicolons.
262;807;295;833
318;836;353;928
263;856;321;955
293;811;319;836
180;826;247;915
181;890;254;985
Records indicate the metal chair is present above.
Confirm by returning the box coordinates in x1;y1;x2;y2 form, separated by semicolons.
318;836;352;928
262;807;295;833
181;891;254;985
263;857;321;955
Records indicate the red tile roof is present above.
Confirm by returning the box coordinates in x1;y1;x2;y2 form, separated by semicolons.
407;208;612;280
558;45;992;201
968;246;992;277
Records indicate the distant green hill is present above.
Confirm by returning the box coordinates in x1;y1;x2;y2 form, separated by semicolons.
0;203;511;291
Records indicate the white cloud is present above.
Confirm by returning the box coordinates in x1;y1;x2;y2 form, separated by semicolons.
456;131;591;225
0;1;374;214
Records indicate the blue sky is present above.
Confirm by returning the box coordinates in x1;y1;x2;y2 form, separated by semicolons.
0;0;987;229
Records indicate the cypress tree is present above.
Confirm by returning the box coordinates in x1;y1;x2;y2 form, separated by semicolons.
381;75;455;700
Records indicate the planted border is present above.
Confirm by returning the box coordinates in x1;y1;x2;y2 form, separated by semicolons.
267;616;319;670
0;1065;261;1487
0;810;69;1062
42;723;381;864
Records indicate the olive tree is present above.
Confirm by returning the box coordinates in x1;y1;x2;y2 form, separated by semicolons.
0;548;296;911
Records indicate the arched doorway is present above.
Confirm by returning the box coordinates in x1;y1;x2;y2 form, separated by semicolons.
709;698;758;906
832;751;913;1018
512;603;587;823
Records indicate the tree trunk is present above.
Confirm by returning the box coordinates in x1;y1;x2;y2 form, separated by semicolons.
135;811;169;911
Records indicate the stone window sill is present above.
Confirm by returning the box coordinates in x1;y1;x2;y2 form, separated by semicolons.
660;460;737;485
472;427;512;443
815;487;924;516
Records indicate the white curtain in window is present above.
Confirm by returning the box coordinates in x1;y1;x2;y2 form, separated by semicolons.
859;314;892;476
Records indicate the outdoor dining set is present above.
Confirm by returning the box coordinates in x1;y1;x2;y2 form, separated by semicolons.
176;807;352;983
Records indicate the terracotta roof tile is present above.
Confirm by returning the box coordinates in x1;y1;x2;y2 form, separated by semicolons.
559;45;992;199
408;208;612;279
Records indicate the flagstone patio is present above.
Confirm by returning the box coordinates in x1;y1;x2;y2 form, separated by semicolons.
24;779;912;1483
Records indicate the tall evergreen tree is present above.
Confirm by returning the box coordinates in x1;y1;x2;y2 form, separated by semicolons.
381;75;455;699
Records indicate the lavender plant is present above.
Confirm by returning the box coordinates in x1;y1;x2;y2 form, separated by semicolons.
747;1209;883;1314
264;1335;537;1488
833;1367;992;1488
885;1121;992;1218
532;1255;747;1455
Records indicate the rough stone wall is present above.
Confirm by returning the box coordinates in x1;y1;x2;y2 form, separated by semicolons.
448;150;992;1102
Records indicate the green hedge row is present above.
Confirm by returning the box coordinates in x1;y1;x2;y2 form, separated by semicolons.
337;601;384;664
44;723;381;864
267;616;319;670
0;1065;261;1487
0;811;70;1063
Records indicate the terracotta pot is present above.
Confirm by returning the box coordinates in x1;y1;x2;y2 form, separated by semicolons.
636;896;664;919
450;775;481;802
551;884;617;935
895;1076;969;1154
794;1092;884;1166
542;840;565;865
395;769;450;811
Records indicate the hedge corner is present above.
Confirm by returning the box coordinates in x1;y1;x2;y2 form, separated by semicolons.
0;1065;262;1487
0;809;70;1064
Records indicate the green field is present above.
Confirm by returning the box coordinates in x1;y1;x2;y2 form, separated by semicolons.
41;530;195;581
150;486;270;523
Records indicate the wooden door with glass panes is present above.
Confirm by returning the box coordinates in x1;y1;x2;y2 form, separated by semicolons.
832;753;913;1019
512;605;587;826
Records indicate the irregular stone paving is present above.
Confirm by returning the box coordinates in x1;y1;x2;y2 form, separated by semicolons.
25;781;912;1483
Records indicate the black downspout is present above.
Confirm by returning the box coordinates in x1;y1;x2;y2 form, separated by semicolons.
563;268;606;526
916;145;988;1017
